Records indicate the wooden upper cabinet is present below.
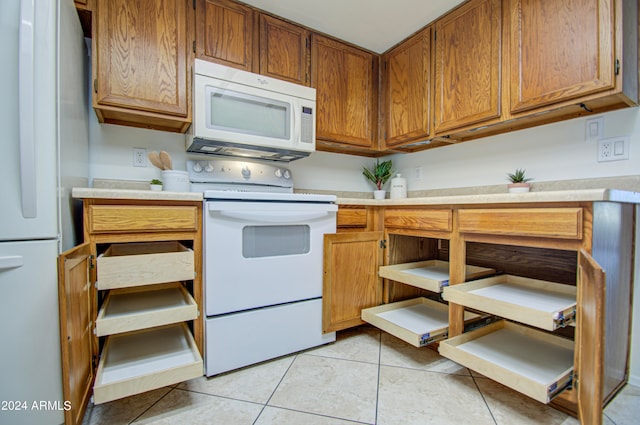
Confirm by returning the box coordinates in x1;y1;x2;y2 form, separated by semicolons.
434;0;501;134
383;28;431;148
509;0;615;113
196;0;254;72
92;0;190;132
311;35;378;149
259;14;310;86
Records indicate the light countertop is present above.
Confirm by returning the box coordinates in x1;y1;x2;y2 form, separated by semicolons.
336;189;640;206
72;187;203;202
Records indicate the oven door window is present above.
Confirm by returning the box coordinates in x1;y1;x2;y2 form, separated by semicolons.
206;87;291;140
242;225;310;258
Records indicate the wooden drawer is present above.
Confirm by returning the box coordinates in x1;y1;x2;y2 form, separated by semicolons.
93;323;203;404
337;207;368;228
384;208;452;232
439;320;574;404
443;275;576;331
458;208;583;239
97;242;194;290
88;205;198;233
95;283;198;336
362;297;479;347
379;260;495;293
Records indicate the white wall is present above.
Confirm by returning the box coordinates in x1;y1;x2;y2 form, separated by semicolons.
88;106;640;384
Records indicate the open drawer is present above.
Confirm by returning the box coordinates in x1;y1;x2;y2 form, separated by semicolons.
93;323;203;404
379;260;495;293
95;283;198;336
362;297;480;347
439;320;574;404
442;275;576;330
97;242;194;290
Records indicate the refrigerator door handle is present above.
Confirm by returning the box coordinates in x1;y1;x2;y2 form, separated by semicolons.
0;256;25;271
18;0;37;219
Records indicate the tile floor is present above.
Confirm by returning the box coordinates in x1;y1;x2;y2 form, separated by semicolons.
83;326;638;425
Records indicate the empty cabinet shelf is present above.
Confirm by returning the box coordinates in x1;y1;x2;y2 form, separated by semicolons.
379;260;494;293
97;242;194;289
439;320;574;404
362;297;480;347
443;275;576;330
96;282;198;336
93;323;203;404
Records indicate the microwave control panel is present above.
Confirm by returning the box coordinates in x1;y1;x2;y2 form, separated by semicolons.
301;107;314;144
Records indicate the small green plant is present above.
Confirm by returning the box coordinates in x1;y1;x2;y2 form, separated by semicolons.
150;179;163;185
362;159;393;190
506;168;532;184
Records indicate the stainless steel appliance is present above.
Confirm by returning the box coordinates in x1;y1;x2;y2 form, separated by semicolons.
0;0;89;424
186;59;316;162
188;159;337;376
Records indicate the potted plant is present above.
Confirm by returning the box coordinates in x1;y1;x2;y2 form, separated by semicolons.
507;169;532;193
363;159;393;199
149;178;163;191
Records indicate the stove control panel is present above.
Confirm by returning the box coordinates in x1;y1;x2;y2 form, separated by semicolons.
187;159;294;189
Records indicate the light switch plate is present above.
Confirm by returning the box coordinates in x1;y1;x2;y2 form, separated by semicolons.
585;117;604;143
597;136;629;162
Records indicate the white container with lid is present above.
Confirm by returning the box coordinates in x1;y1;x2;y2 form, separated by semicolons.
390;173;407;199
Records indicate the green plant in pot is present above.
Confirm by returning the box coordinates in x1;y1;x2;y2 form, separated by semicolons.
363;159;393;199
149;178;163;191
507;168;532;193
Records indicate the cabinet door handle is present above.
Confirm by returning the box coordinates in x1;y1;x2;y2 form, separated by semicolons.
0;256;24;271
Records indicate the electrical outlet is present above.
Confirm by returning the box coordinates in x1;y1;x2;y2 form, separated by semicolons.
597;137;629;162
133;148;147;167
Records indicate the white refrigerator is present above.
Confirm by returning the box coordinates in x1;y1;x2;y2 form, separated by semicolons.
0;0;89;424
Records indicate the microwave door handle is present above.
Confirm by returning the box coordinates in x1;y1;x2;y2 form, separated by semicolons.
18;0;37;218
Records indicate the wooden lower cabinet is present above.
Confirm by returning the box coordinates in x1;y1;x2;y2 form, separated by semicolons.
59;198;204;425
324;201;635;424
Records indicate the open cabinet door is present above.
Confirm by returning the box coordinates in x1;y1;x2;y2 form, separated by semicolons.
58;243;94;425
576;249;605;425
323;231;383;333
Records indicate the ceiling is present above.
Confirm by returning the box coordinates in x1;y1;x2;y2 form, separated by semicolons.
241;0;466;54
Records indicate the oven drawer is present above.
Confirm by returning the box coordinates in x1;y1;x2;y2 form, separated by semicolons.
88;205;198;233
93;323;203;404
438;320;574;404
97;242;194;290
95;283;198;336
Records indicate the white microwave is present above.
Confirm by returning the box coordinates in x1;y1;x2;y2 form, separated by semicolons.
186;59;316;162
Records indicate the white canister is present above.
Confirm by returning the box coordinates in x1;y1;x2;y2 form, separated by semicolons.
161;170;190;192
390;173;407;199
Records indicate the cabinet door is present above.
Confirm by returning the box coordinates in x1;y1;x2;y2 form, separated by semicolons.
576;249;605;425
434;0;501;133
311;35;378;149
93;0;188;120
196;0;254;71
509;0;615;113
58;243;94;425
259;14;310;85
383;28;431;148
323;232;383;332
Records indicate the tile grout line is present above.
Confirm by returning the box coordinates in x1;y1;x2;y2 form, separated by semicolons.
251;353;299;425
128;386;175;424
470;373;498;425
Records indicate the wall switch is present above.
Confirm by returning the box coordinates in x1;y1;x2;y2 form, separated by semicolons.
414;167;423;181
133;148;147;167
585;116;604;143
597;136;629;162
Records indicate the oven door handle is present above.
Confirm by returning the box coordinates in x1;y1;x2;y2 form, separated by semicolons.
208;204;337;223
